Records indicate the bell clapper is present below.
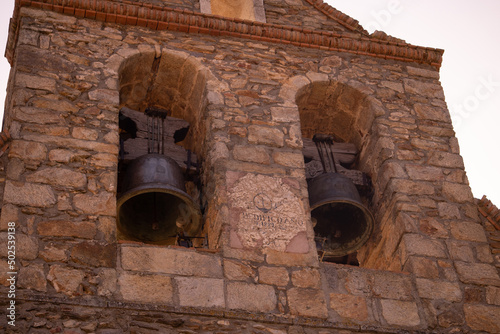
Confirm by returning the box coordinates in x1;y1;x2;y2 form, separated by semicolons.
151;192;160;230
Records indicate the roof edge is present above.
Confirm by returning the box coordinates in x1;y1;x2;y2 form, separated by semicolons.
303;0;368;35
6;0;443;68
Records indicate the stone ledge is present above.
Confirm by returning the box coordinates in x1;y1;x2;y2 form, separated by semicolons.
120;244;223;278
1;292;424;334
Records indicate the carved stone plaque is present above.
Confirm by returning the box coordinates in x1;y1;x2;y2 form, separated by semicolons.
227;172;309;252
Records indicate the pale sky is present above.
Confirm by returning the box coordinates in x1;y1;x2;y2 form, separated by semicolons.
1;1;499;205
329;0;500;205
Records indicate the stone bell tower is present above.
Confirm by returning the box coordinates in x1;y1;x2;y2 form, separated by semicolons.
1;0;499;332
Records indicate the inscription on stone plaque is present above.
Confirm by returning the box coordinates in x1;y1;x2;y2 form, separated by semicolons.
228;173;308;251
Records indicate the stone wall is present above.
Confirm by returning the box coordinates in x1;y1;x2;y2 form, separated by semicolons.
0;1;499;333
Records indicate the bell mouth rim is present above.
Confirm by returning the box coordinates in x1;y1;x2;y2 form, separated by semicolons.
116;184;202;242
116;183;200;213
311;200;374;257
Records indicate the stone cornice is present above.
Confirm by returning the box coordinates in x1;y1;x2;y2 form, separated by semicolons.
8;291;416;334
478;195;500;230
7;0;443;68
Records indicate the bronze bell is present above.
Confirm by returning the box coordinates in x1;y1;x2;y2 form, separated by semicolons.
117;153;201;244
308;172;374;257
307;134;374;259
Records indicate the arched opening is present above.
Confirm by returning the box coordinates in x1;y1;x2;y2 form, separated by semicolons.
117;50;209;247
296;80;377;266
297;81;374;147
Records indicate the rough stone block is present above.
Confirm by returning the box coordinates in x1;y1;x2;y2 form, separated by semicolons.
401;234;447;260
227;282;276;312
71;241;116;267
412;138;449;152
406;256;439;278
26;167;87;189
437;202;461;219
176;277;225;308
0;260;11;286
287;288;328;318
378;162;407;192
15;40;71;71
18;264;46;292
371;272;413;301
486;287;500;306
464;286;484;303
90;153;117;168
98;216;117;243
208;141;229;162
381;80;404;93
99;172;117;193
0;204;19;231
233;145;270;164
9;140;47;161
464;304;500;333
32;97;79;113
407;66;440;79
225;159;286;176
14;106;66;125
475;244;494;263
403;79;444;99
0;233;38;260
88;89;119;105
450;221;487;242
96;268;117;297
121;246;222;278
258;266;289;287
47;265;85;297
22;133;118;154
72;127;99;141
427;152;464;169
291;268;321;289
455;262;500;286
405;164;444;181
4;181;56;208
73;192;115;216
380;299;420;327
223;247;265;263
447;240;474;262
39;243;68;262
265;249;318;267
388;179;435;196
270;106;300;122
414;103;450;122
416;278;462;302
336;267;371;296
442;182;474;203
19;28;39;46
436;303;465;328
15;73;56;91
48;149;82;163
286;124;303;149
329;293;368;322
419;217;448;238
272;151;305;168
38;220;97;239
118;272;173;304
438;260;459;282
248;125;284;147
224;259;255;281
